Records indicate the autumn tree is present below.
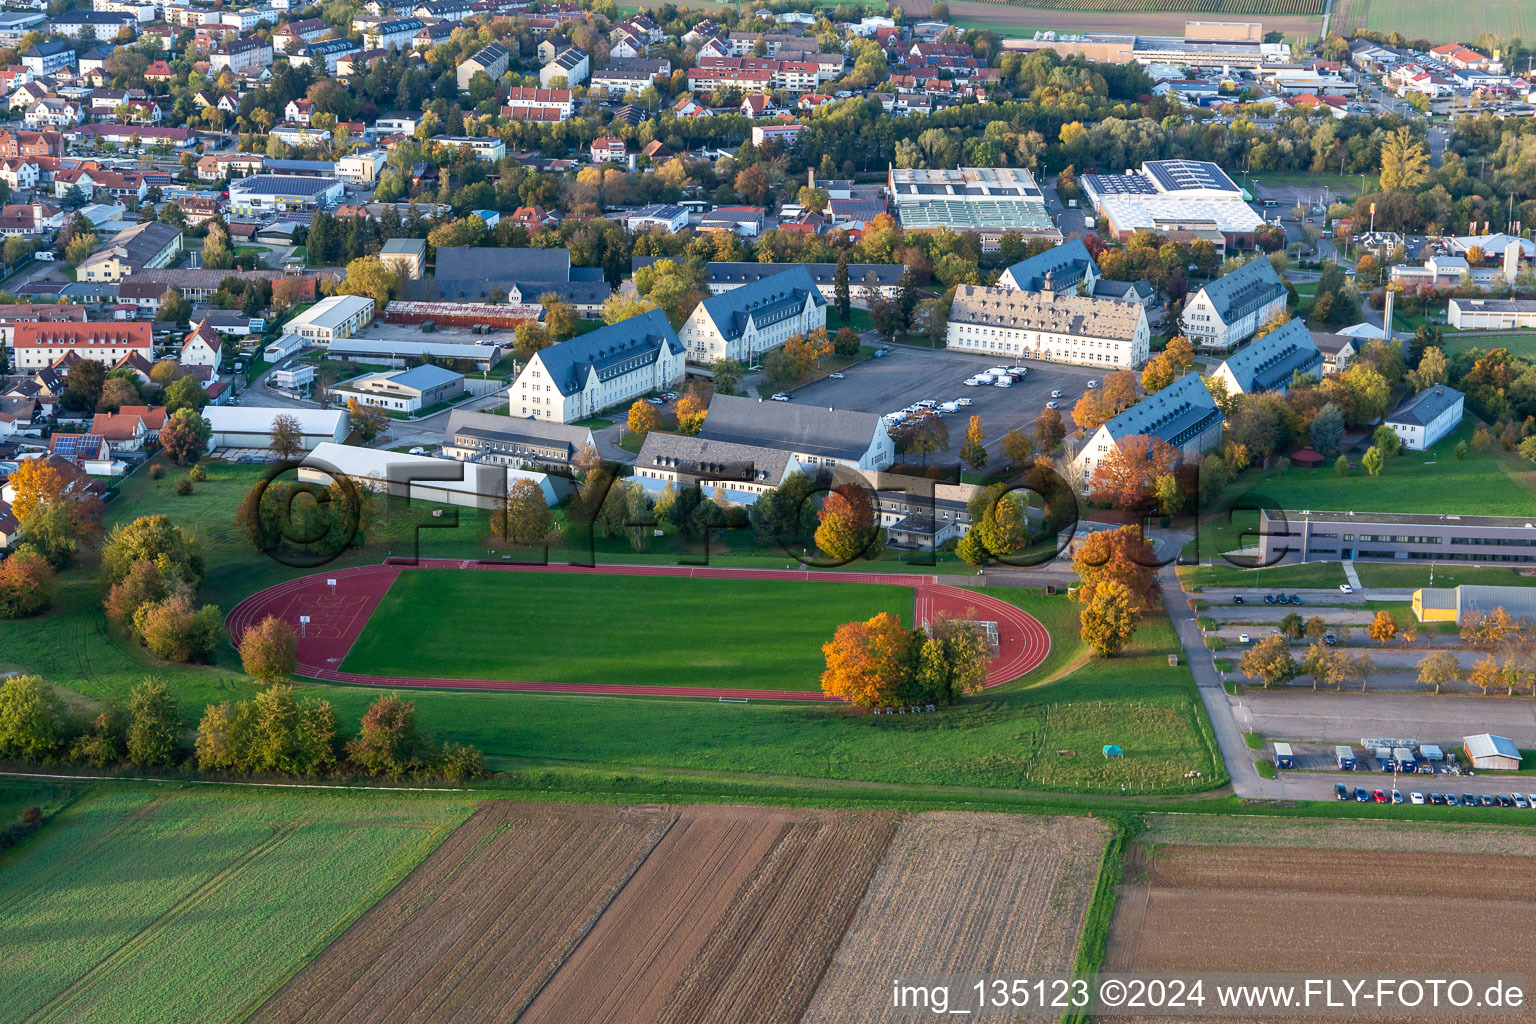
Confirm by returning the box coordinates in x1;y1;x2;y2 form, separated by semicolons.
889;413;948;465
1070;525;1159;606
1468;654;1501;695
540;293;579;342
1071;370;1138;431
626;398;660;436
1417;649;1461;694
1368;609;1398;644
100;514;204;591
133;592;224;663
1035;406;1065;450
493;478;553;545
1379;126;1429;191
269;413;304;459
8;455;104;564
240;615;299;684
1000;428;1036;466
1089;434;1180;512
674;389;708;435
820;611;913;707
0;550;54;618
159;408;211;465
1079;580;1141;656
1241;633;1297;689
345;397;390;442
815;483;879;562
959;415;987;470
1140;336;1194;394
0;674;68;761
347;692;426;776
337;255;398;306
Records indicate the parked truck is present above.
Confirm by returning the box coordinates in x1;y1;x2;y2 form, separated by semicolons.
1335;745;1356;771
1273;742;1295;770
1393;746;1417;773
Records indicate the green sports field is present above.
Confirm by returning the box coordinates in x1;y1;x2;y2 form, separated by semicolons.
340;570;913;690
0;787;472;1024
1334;0;1536;40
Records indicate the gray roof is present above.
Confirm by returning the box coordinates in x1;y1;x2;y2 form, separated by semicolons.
1101;372;1220;448
699;393;881;462
435;245;570;282
380;236;426;256
1464;733;1521;761
445;409;593;458
530;308;681;396
1091;277;1153;302
231;174;339;197
949;284;1144;342
1217;319;1323;392
1002;237;1096;292
83;221;180;271
327;338;505;360
1195;256;1285;325
695;265;825;341
636;431;796;486
386;363;462;391
1308;330;1357;356
1386;385;1463;428
633;257;902;290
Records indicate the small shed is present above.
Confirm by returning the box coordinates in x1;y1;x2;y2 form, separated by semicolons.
1464;733;1522;771
1102;744;1123;759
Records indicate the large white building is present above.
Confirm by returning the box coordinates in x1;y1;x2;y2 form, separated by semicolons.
1384;384;1464;451
887;165;1061;250
298;442;560;510
508;308;683;423
284;294;374;345
1448;297;1536;331
1180;256;1287;351
204;406;349;452
946;281;1150;368
1071;372;1222;489
678;265;826;364
1208;318;1323;396
1082;159;1266;248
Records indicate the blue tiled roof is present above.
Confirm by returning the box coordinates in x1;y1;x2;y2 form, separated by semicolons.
1218;319;1323;392
1197;256;1285;324
1103;372;1220;448
533;308;681;396
1002;237;1096;292
696;265;825;341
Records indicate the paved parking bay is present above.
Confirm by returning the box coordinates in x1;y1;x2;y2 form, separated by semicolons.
785;346;1101;456
1234;690;1536;747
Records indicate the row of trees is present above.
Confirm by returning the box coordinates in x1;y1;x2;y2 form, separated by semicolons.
0;672;483;782
820;611;990;708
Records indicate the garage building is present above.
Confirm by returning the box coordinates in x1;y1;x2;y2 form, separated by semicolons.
298;442;561;509
1463;733;1522;771
204;405;349;451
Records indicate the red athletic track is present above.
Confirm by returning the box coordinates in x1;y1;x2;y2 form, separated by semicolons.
225;559;1052;702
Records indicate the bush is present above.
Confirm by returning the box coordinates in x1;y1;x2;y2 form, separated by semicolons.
0;675;70;761
133;593;225;663
22;805;42;826
0;550;55;618
149;463;166;480
175;476;193;495
239;615;298;684
437;742;484;783
188;462;207;482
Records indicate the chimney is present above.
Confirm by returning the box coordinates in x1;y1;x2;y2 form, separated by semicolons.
1505;240;1521;286
1382;288;1394;337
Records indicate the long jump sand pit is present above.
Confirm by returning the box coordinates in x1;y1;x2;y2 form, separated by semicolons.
1104;816;1536;1023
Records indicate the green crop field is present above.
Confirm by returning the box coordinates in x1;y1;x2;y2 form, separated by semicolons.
0;788;471;1024
1334;0;1536;40
341;569;912;689
1440;331;1536;359
965;0;1320;11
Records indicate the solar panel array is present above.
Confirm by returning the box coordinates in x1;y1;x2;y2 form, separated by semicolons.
1144;159;1239;194
50;434;103;459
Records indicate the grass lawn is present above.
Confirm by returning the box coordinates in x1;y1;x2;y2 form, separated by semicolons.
0;787;472;1024
1440;331;1536;358
1178;560;1348;591
3;457;1221;795
1354;562;1536;590
341;569;911;690
571;415;614;429
1223;421;1536;517
1245;172;1378;195
826;306;874;333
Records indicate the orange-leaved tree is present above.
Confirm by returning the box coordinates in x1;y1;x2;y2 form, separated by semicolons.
821;611;912;706
1069;525;1159;607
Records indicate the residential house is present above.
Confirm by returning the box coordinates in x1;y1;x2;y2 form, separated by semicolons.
540;45;588;87
77;220;182;282
1384;385;1465;451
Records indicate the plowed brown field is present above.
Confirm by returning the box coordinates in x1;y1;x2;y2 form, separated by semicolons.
251;804;1106;1024
802;813;1112;1024
1105;843;1536;1022
249;802;674;1024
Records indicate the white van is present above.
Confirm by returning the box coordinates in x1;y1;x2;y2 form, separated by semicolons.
993;378;1012;388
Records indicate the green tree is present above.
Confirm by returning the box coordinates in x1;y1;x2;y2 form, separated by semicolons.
0;675;68;760
1361;445;1385;476
159;408;211;465
833;253;850;321
126;677;180;766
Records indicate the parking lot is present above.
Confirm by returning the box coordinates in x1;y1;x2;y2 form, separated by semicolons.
786;345;1101;457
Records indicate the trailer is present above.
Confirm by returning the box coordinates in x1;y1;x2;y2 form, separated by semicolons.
1394;746;1417;773
1273;742;1295;770
1334;745;1356;771
1373;746;1393;771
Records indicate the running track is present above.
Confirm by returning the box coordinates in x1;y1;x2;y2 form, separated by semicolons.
225;559;1052;701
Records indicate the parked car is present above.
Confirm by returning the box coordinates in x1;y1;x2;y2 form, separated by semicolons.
1373;789;1387;803
828;372;844;379
647;397;664;405
1335;783;1350;801
1086;379;1099;388
1497;795;1514;808
1233;595;1244;604
34;250;55;261
1354;787;1369;802
1045;400;1059;409
1238;633;1250;643
1264;594;1275;605
963;378;981;386
1465;793;1482;807
1323;632;1337;646
994;378;1012;388
1391;790;1404;804
770;393;791;402
1339;584;1353;593
1527;794;1536;807
1050;389;1064;398
1289;594;1302;604
956;397;972;406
